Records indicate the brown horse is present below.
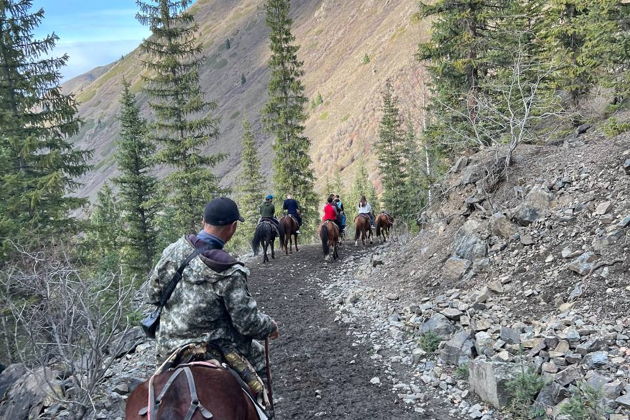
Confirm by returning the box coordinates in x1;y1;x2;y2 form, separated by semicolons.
279;215;299;255
354;214;373;247
319;220;339;262
125;361;260;420
375;212;394;243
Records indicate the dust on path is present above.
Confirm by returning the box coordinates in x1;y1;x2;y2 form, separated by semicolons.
247;243;454;419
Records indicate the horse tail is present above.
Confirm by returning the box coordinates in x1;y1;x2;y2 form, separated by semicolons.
320;224;329;255
252;223;264;255
376;218;381;238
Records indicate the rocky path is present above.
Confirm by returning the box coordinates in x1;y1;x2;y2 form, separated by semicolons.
248;242;455;419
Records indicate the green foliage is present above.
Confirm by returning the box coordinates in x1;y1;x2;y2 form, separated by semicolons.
310;92;323;109
348;160;377;220
376;81;408;218
602;117;630;137
233;120;265;252
0;0;91;259
454;363;469;380
560;382;607;420
418;331;441;354
112;81;159;282
263;0;316;231
137;0;224;239
361;53;370;65
81;184;123;275
538;0;630;106
506;366;545;419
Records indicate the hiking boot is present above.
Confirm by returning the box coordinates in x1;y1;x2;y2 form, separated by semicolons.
295;230;300;234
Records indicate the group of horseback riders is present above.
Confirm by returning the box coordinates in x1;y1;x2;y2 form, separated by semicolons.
130;195;392;419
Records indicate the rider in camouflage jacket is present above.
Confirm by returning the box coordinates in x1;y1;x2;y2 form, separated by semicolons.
147;198;278;376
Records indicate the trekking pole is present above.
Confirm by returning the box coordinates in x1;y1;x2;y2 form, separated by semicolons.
264;338;275;413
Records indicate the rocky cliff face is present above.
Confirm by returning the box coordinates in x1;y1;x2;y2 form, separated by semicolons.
65;0;427;200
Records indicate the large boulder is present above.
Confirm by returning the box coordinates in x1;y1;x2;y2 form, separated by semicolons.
469;358;520;408
442;257;472;281
109;326;146;358
420;313;456;338
567;252;597;276
489;212;517;239
512;185;554;226
0;367;62;420
0;363;26;400
453;219;488;261
439;330;474;365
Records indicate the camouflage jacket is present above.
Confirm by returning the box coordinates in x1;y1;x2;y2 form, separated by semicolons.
147;235;276;361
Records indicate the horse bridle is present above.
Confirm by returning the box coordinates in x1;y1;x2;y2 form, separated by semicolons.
140;361;220;420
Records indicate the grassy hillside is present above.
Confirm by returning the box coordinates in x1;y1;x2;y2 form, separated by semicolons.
66;0;428;200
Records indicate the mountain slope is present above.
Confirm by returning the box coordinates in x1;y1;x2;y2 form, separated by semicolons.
65;0;427;199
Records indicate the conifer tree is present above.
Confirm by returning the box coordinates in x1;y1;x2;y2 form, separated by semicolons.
416;0;513;149
0;0;91;256
539;0;630;106
137;0;223;238
348;160;379;219
113;81;158;280
375;81;406;217
235;120;264;246
401;122;428;223
263;0;316;227
82;184;123;275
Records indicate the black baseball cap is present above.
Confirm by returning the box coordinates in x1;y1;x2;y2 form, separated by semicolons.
203;197;245;225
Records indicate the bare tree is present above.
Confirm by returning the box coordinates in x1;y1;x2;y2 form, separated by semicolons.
0;244;135;418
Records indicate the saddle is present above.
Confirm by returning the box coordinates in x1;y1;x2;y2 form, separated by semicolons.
357;213;370;221
139;343;269;420
260;218;281;237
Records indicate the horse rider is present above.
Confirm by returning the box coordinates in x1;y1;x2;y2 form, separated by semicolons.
259;194;282;233
358;195;375;228
147;197;279;410
334;194;346;234
322;196;338;226
282;193;302;234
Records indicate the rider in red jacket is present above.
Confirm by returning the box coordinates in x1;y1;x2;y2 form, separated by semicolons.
322;197;338;221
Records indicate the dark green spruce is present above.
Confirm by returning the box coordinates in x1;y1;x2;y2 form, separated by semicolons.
113;81;158;280
375;81;406;218
137;0;223;239
263;0;316;227
235;120;264;246
0;0;91;257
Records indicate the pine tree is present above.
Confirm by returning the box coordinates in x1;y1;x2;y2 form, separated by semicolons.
234;120;264;249
263;0;316;228
0;0;91;257
113;81;158;280
82;183;123;275
401;122;428;224
375;81;406;217
349;160;372;220
137;0;223;239
416;0;514;149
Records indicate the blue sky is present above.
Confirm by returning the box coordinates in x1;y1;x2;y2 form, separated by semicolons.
32;0;151;81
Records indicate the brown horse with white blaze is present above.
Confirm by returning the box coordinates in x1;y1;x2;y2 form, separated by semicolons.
125;361;260;420
279;215;299;254
375;212;394;243
354;214;373;246
319;220;339;262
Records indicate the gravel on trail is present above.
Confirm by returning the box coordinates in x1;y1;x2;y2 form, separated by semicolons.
248;243;455;420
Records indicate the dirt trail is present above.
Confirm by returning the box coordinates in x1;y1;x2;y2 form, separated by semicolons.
247;243;453;419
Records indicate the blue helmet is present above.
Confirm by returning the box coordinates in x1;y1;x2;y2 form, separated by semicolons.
265;194;273;200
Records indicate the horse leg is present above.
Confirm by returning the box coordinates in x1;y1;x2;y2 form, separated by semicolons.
294;233;299;252
263;242;268;263
354;226;359;247
271;239;275;259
